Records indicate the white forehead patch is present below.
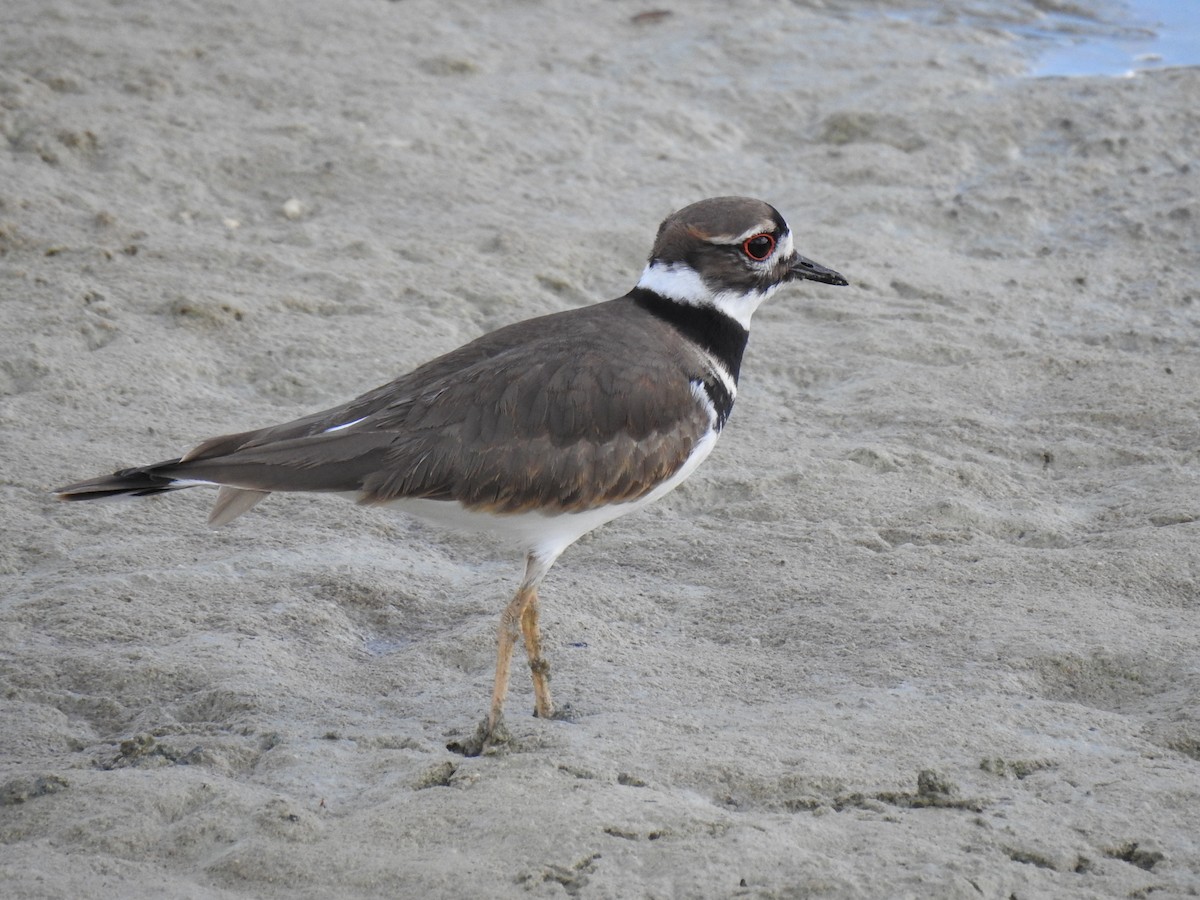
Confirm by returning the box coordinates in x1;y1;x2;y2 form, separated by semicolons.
775;230;795;264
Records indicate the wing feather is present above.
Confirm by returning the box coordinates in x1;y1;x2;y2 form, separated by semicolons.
162;299;715;515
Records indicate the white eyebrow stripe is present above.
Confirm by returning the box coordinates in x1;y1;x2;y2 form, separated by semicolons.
732;222;778;244
706;221;778;245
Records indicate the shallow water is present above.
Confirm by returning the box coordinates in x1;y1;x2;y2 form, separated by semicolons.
1025;0;1200;77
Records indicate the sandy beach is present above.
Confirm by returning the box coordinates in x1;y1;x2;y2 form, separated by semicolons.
2;0;1198;896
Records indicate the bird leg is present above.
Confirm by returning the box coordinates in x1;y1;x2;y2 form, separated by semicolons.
483;580;534;744
454;550;556;755
520;588;554;720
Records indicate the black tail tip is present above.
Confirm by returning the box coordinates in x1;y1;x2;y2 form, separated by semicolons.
52;460;186;502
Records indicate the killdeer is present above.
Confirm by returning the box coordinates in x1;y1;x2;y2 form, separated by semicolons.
55;196;847;753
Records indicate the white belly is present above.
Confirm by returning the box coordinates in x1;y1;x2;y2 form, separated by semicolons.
373;427;720;561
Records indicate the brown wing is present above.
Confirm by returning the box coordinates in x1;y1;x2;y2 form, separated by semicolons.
170;298;714;514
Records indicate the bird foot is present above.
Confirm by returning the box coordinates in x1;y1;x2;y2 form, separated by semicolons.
446;715;512;757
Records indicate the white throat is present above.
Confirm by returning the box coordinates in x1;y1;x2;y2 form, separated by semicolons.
635;261;775;331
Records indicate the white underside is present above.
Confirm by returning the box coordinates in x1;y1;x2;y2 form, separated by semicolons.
373;426;720;563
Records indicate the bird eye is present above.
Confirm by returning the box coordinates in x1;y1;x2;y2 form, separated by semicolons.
742;233;775;261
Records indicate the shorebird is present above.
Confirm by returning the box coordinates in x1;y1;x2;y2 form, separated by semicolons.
55;196;847;753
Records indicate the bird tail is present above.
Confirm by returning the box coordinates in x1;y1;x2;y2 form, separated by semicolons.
54;459;192;501
54;460;271;527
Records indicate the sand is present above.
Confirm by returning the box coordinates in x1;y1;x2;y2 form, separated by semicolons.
2;0;1198;896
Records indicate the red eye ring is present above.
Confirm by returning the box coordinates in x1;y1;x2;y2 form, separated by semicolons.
742;233;775;261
